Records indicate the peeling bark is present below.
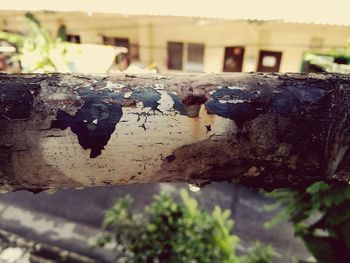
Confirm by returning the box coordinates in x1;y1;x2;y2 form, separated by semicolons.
0;72;350;192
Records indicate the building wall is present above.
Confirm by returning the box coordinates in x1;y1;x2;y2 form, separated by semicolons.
1;11;349;73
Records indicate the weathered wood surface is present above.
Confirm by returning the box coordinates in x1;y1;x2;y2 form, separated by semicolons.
0;72;350;192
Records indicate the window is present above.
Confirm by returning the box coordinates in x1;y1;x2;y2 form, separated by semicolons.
167;42;205;72
66;34;81;43
103;36;130;69
186;43;205;72
102;37;130;50
257;50;282;72
223;46;245;72
167;42;184;70
129;44;140;61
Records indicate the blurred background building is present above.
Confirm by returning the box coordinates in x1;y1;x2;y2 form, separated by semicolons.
0;1;349;74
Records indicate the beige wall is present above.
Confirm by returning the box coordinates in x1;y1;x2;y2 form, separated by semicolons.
1;11;350;73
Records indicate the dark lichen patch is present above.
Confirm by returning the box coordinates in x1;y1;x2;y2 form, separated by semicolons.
204;85;326;128
167;92;205;118
129;87;161;111
51;88;124;158
205;100;259;128
0;83;40;120
49;86;166;157
165;154;176;162
168;92;187;115
204;87;261;127
182;94;208;106
269;85;326;115
292;85;350;179
210;87;258;101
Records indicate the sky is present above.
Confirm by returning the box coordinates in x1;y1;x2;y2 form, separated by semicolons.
0;0;349;25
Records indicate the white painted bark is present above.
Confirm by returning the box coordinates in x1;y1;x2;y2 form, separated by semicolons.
1;73;350;192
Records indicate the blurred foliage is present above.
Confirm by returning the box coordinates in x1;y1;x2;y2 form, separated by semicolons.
97;190;277;263
240;241;280;263
304;53;350;73
0;12;70;73
265;182;350;263
303;39;350;73
0;13;117;73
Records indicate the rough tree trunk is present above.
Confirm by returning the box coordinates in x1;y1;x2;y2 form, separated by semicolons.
0;72;350;192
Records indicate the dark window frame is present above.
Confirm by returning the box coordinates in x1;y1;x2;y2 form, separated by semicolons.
167;42;184;70
186;43;205;72
223;46;245;72
103;36;130;66
66;34;81;44
257;50;282;72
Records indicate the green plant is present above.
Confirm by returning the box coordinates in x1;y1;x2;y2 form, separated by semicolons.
240;241;280;263
0;12;70;73
97;190;277;263
265;182;350;263
303;38;350;73
303;53;350;73
0;13;124;73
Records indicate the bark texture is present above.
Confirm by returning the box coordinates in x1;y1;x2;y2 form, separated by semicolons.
0;72;350;192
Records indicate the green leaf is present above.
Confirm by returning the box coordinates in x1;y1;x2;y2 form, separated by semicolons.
0;32;25;46
306;182;330;195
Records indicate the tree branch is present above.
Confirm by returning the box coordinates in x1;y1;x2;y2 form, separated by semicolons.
0;72;349;192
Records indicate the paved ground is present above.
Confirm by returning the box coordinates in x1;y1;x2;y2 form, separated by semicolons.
0;183;310;262
0;229;98;263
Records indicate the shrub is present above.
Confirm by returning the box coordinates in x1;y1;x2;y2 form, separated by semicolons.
97;189;277;263
265;182;350;262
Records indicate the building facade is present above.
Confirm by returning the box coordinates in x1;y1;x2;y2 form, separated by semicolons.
1;11;350;73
